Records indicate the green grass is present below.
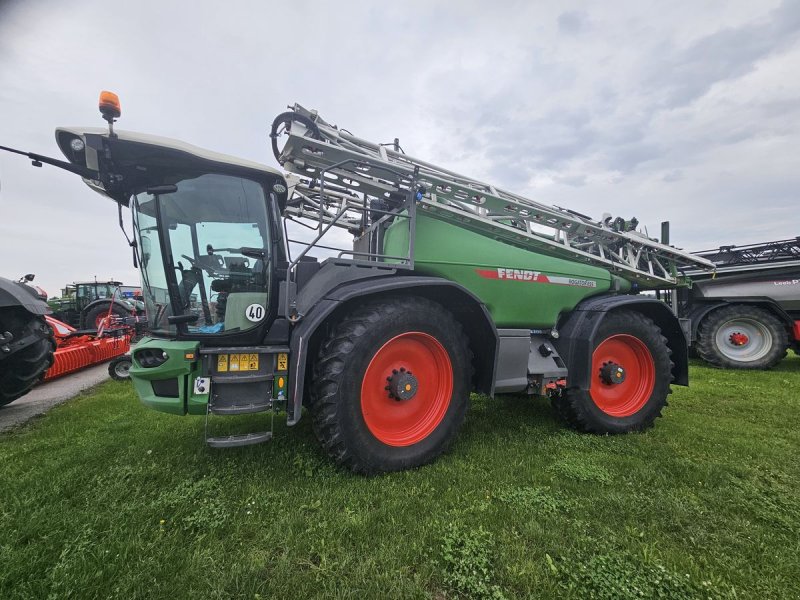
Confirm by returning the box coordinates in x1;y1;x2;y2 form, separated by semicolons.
2;357;799;599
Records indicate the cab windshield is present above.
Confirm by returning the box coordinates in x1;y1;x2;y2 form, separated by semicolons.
132;173;271;336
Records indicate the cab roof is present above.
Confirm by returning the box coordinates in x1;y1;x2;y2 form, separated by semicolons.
56;127;283;178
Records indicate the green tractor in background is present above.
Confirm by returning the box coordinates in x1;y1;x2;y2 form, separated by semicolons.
0;92;714;473
48;280;143;330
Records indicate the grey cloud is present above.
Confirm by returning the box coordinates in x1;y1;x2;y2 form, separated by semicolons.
0;0;798;297
646;1;800;109
558;11;588;35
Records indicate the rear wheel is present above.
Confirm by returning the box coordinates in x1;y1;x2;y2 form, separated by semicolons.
310;297;471;474
552;310;672;434
696;305;787;369
85;303;129;330
0;309;56;407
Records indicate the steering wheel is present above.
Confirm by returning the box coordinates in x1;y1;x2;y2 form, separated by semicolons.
181;254;200;268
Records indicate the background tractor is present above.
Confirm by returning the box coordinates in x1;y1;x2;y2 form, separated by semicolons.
0;92;715;473
48;280;143;330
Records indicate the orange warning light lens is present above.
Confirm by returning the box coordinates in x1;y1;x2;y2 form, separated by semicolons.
184;352;196;360
99;90;121;119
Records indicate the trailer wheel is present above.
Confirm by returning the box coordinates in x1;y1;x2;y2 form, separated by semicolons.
0;310;56;407
310;297;471;474
552;310;672;434
108;355;132;381
695;304;787;369
85;303;128;330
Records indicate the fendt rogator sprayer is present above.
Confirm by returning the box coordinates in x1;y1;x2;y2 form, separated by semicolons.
680;238;800;369
0;92;714;472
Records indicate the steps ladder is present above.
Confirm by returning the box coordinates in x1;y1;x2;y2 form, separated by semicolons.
200;347;282;448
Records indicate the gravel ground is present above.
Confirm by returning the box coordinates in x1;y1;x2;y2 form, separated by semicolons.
0;364;110;433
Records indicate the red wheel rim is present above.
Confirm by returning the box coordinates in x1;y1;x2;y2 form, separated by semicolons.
361;332;453;447
590;334;655;417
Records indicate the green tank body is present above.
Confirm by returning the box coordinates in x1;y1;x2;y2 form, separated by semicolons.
384;214;630;328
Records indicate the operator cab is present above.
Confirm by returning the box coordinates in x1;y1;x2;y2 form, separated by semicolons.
53;96;289;344
133;174;274;338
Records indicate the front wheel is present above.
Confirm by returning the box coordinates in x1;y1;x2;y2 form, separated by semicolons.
108;355;132;381
310;297;471;474
695;305;788;369
552;310;673;434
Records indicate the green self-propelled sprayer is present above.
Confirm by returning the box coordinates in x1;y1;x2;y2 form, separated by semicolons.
1;92;714;473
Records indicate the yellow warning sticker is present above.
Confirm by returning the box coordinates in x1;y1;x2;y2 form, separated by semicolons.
218;353;259;372
277;353;288;371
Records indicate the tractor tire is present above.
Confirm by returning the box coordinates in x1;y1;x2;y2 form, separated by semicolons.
84;303;129;330
552;310;672;434
108;354;132;381
695;304;788;369
309;297;471;474
0;309;56;407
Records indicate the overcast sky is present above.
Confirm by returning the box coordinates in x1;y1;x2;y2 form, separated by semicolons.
1;0;798;297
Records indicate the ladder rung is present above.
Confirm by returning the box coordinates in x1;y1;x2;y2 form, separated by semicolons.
207;431;273;448
210;402;271;415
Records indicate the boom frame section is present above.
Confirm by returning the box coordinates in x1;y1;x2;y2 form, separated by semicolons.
272;104;714;288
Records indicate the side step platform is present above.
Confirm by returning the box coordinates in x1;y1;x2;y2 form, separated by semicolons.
207;431;273;448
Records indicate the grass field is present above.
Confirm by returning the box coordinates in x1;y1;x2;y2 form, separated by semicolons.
1;356;799;599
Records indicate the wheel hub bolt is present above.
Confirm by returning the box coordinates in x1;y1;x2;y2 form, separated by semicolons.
729;332;749;346
385;367;419;400
599;361;626;385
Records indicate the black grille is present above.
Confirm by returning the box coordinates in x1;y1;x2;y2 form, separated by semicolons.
151;378;179;398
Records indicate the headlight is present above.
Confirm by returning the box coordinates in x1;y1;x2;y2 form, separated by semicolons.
134;348;169;368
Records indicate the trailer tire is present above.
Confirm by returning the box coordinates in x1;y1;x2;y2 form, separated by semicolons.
0;310;56;407
85;303;128;330
309;297;471;474
695;304;787;369
552;310;672;434
108;355;132;381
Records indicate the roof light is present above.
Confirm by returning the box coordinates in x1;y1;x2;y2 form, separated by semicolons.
99;90;121;121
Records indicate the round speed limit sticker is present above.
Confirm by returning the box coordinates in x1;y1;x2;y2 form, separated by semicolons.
245;303;266;322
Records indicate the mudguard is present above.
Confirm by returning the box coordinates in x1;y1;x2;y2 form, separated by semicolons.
553;295;689;390
82;298;135;315
286;274;498;425
0;277;49;315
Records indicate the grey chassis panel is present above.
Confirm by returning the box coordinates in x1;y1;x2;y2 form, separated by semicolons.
691;268;800;314
286;275;498;426
494;330;568;394
0;277;49;315
553;294;689;389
